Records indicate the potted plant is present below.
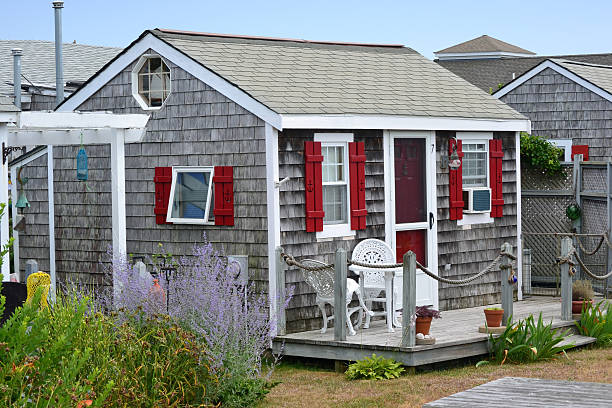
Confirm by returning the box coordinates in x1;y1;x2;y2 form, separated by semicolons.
415;305;441;335
572;280;594;314
483;307;504;327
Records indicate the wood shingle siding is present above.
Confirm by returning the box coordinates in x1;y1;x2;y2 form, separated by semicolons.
18;55;270;294
436;131;518;310
500;67;612;161
278;129;385;332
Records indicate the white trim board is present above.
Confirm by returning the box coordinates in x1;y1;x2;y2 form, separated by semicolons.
434;51;535;60
265;123;281;336
494;59;612;103
56;33;283;130
281;114;530;132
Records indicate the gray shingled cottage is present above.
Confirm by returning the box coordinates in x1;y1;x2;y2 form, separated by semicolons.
18;29;530;333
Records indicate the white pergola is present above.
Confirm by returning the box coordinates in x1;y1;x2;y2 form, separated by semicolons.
0;111;149;298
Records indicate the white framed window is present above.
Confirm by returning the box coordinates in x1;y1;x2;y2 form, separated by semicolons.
167;166;214;224
314;133;355;239
131;54;171;110
547;139;572;162
457;132;493;226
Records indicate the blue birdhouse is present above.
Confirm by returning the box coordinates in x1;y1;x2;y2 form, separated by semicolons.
77;147;88;181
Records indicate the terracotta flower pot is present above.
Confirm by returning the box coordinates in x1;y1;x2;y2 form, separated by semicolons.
484;309;504;327
572;300;593;314
415;317;432;335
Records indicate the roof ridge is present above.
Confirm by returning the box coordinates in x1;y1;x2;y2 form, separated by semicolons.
0;39;120;49
155;28;405;48
552;58;612;69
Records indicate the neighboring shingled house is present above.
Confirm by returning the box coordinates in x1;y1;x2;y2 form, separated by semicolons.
0;40;120;110
434;35;535;61
16;29;529;333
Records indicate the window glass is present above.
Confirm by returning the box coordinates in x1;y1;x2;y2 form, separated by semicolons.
462;143;487;187
321;144;348;224
138;56;170;108
170;170;213;222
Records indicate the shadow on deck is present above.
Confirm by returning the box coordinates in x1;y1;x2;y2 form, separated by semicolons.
272;297;589;367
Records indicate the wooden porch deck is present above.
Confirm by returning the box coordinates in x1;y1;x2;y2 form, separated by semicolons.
272;297;597;367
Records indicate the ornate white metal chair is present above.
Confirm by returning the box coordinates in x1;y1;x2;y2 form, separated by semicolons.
301;259;372;336
349;239;402;332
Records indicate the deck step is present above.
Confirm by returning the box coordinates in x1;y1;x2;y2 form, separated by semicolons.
558;334;597;348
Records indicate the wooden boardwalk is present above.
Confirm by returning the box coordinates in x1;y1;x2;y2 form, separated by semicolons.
424;377;612;407
273;297;600;366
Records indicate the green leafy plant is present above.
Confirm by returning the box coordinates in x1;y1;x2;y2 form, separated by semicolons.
485;307;503;311
345;354;404;380
573;280;594;301
486;313;573;364
576;300;612;346
520;132;563;175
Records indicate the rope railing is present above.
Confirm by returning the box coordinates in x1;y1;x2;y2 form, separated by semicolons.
557;245;612;281
281;248;516;285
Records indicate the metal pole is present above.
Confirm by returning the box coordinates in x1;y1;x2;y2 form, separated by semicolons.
607;157;612;298
275;246;286;336
560;237;573;321
11;49;22;109
334;248;347;341
401;250;416;348
501;243;514;324
53;1;64;106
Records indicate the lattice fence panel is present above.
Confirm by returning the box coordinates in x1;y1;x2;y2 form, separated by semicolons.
522;165;572;191
579;198;609;295
582;166;607;193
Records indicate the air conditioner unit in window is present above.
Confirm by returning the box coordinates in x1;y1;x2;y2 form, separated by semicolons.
462;187;491;213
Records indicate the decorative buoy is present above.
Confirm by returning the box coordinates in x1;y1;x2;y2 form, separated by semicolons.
77;147;88;181
566;203;581;221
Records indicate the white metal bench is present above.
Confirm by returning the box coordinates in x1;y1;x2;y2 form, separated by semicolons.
301;259;372;336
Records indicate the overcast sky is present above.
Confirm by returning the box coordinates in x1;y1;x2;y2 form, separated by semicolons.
2;0;611;59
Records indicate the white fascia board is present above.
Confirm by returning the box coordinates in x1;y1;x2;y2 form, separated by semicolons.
434;51;534;60
0;112;18;123
281;114;531;132
57;33;282;130
495;60;612;103
17;111;149;130
7;128;144;146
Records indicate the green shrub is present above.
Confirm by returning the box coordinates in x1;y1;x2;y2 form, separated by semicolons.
488;313;573;364
345;354;404;380
576;300;612;346
0;287;216;407
520;132;563;175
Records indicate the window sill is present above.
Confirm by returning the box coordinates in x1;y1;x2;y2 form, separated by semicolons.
166;219;215;226
457;212;493;226
316;224;356;240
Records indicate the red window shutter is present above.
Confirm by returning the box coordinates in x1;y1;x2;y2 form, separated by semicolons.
571;145;589;161
154;167;172;225
304;141;324;232
489;139;504;218
213;166;234;226
349;141;367;230
449;139;464;220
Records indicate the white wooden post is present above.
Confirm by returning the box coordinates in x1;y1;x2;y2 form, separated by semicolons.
334;248;347;341
401;250;417;348
275;246;286;336
110;129;127;303
0;123;10;282
10;166;19;281
47;145;56;301
560;237;573;321
501;243;514;324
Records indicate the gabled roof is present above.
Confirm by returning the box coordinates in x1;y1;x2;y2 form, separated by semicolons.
0;40;120;96
60;29;526;124
435;35;535;56
437;53;612;92
494;58;612;103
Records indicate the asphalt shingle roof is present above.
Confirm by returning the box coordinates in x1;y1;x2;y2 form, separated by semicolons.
435;35;535;55
437;53;612;92
153;29;524;120
552;59;612;95
0;40;120;96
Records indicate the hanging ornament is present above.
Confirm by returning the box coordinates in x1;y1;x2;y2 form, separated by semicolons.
77;132;88;181
566;203;581;221
15;167;30;209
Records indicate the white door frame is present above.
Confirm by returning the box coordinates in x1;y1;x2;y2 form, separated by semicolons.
383;130;438;308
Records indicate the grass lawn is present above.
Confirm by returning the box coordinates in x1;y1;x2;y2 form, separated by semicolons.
262;347;612;408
